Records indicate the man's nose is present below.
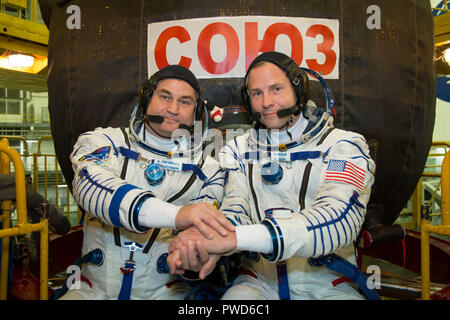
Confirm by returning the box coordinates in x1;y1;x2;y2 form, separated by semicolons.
167;99;180;114
263;92;274;108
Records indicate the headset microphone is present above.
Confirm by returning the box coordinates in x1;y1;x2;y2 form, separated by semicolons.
143;114;164;123
143;114;194;134
277;105;301;118
251;105;301;121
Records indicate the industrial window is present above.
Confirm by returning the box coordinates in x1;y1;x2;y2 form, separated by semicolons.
7;89;21;99
7;101;21;114
0;88;24;115
41;106;49;122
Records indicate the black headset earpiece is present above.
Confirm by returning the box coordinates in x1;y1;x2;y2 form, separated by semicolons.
139;72;162;119
284;60;309;112
194;98;205;121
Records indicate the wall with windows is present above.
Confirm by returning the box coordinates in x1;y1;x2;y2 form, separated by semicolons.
0;87;69;219
0;87;25;123
0;87;53;174
0;88;49;126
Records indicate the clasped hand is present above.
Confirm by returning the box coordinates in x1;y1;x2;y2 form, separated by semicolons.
168;214;237;279
175;202;234;239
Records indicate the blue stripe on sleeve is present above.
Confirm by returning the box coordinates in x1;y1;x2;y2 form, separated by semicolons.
309;211;322;256
229;203;250;217
222;209;242;214
208;176;225;184
226;217;237;226
72;145;83;157
322;206;338;251
191;194;216;202
344;214;355;241
87;184;99;214
329;207;342;247
77;172;92;196
316;208;334;253
312;209;327;256
312;228;317;256
78;169;114;193
109;184;138;228
350;155;370;170
100;188;109;221
81;178;98;211
209;169;223;181
335;139;370;159
352;205;364;219
202;182;224;188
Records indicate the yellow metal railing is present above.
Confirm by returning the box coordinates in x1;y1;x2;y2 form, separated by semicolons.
420;143;450;300
35;136;81;223
0;138;12;299
0;138;48;300
0;135;29;156
405;142;450;230
35;136;57;200
0;135;81;226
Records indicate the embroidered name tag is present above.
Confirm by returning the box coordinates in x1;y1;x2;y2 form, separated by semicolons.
153;159;183;172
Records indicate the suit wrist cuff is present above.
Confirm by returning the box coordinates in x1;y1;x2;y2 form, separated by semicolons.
261;217;284;262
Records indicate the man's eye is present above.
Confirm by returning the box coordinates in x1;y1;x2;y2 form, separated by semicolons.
179;99;193;106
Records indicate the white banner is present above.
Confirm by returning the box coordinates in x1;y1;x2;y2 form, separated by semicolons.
148;16;339;79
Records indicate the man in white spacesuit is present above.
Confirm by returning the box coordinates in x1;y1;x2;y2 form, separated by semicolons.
167;52;377;300
59;65;234;300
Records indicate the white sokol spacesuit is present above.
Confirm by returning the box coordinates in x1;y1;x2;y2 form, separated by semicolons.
218;102;376;300
60;109;224;299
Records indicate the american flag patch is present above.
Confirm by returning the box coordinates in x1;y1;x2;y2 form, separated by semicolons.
325;159;366;191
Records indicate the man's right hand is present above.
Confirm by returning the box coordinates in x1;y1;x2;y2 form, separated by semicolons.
166;242;221;280
169;226;237;256
167;226;237;279
175;202;235;240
